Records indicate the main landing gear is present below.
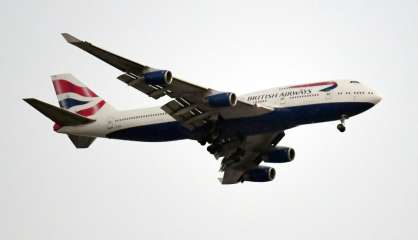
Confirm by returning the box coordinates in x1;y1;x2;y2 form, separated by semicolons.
337;115;347;133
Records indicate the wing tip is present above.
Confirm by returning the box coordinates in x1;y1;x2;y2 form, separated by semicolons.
61;33;81;43
23;98;45;110
23;98;36;104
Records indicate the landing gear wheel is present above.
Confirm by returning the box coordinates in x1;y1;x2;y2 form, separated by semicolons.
337;115;348;133
337;123;346;132
207;144;220;154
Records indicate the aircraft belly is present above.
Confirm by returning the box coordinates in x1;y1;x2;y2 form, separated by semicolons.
106;121;191;142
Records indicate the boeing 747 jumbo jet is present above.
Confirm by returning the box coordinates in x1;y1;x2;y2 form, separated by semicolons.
24;33;382;184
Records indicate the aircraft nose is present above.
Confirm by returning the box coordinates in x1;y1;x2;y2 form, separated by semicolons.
371;93;382;105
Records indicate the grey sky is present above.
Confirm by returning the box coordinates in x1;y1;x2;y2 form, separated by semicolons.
1;0;418;239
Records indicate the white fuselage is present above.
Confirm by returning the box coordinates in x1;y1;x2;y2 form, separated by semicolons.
58;80;381;141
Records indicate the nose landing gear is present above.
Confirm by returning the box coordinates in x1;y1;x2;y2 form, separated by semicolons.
337;123;346;132
337;115;347;132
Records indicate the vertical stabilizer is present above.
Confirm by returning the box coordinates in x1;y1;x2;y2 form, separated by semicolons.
50;73;117;148
51;73;115;119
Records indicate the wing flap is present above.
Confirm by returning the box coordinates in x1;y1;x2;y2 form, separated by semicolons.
161;99;212;129
221;168;246;184
117;73;164;99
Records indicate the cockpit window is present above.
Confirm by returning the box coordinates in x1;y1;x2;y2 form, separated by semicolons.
350;80;360;84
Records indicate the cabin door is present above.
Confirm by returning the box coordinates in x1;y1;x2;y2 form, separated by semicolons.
325;92;332;101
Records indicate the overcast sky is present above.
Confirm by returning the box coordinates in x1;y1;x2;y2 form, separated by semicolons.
1;0;418;239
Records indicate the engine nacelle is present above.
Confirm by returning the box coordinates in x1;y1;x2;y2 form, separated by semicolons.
263;147;295;163
207;92;237;108
242;166;276;182
143;70;173;85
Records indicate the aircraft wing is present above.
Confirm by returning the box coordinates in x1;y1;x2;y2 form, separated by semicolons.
218;131;285;184
62;33;272;129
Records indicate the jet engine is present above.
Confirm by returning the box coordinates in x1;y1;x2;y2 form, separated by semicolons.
242;166;276;182
143;70;173;85
207;92;237;107
263;147;295;163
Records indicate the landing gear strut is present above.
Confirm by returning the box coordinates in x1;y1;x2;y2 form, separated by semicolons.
337;115;347;132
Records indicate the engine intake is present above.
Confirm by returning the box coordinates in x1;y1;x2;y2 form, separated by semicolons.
263;147;295;163
143;70;173;85
242;166;276;182
207;92;237;108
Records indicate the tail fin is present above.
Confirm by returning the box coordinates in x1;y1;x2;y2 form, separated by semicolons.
51;73;115;118
24;73;115;149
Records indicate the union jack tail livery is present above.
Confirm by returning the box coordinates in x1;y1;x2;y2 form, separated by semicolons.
24;73;117;149
51;73;115;118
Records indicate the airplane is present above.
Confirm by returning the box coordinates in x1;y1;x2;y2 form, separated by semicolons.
24;33;382;184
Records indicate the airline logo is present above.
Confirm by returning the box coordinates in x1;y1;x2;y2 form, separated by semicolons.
247;81;338;101
52;79;105;117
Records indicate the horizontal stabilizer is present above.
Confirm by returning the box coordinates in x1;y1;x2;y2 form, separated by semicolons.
23;98;95;126
67;134;95;148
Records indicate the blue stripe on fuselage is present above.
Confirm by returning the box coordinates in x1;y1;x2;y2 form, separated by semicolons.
107;121;191;142
106;102;374;142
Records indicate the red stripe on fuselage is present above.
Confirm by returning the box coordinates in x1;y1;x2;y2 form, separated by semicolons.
77;100;105;117
53;79;98;97
290;81;337;88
